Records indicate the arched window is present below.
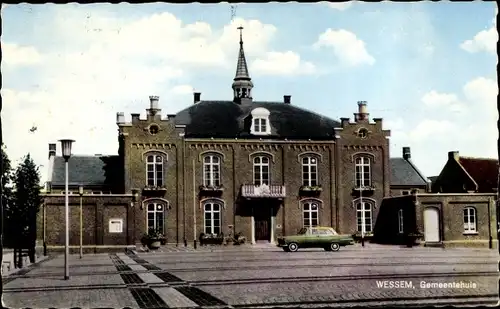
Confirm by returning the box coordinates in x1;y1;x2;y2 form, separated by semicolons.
253;156;270;186
355;157;371;188
463;207;476;233
303;201;319;227
146;155;164;187
356;201;373;233
203;155;221;187
147;203;165;234
204;202;221;235
398;209;404;234
302;157;318;186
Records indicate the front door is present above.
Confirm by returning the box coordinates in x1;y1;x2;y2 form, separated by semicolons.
423;207;440;242
254;209;271;241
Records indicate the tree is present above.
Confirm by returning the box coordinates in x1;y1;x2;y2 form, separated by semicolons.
1;146;14;247
11;153;42;248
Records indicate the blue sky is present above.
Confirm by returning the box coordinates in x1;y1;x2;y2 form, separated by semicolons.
1;2;498;183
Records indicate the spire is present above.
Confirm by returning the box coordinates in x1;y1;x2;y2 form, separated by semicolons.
232;26;253;102
234;26;250;80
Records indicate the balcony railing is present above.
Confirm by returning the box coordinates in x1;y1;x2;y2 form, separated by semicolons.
241;184;286;198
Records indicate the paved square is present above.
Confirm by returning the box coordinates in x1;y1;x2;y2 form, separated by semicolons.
2;244;499;308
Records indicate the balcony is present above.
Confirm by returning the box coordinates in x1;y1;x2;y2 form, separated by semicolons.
142;185;167;196
299;185;323;196
241;184;286;199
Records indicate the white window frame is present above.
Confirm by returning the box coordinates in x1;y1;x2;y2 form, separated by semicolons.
302;157;318;186
356;201;373;233
203;155;221;187
147;203;165;234
463;207;477;233
253;156;270;186
355;157;371;188
146;155;164;187
109;218;123;233
398;209;404;234
303;202;319;228
204;202;221;235
250;108;271;135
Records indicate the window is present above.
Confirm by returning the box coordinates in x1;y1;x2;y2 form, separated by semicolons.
302;157;318;186
358;128;368;138
109;219;123;233
253;156;270;186
398;209;404;234
355;157;371;188
303;202;319;227
463;207;476;233
147;203;165;234
149;124;159;135
253;118;267;133
356;201;372;233
204;202;221;235
146;155;164;187
203;155;221;187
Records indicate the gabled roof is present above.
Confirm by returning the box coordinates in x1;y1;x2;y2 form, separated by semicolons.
390;158;429;187
51;155;122;187
458;157;498;193
174;100;341;140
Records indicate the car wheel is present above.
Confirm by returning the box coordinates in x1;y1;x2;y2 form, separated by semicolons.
330;243;340;251
288;242;299;252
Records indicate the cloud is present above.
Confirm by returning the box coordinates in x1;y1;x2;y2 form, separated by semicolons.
251;51;317;76
460;26;498;54
313;29;375;66
171;84;194;95
421;90;465;112
2;43;43;67
327;1;353;11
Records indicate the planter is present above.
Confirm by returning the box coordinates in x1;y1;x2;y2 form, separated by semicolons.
147;239;161;250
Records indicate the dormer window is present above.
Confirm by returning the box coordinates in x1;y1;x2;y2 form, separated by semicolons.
253;118;267;133
250;107;271;135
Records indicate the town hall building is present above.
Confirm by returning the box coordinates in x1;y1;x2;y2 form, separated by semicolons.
39;28;496;252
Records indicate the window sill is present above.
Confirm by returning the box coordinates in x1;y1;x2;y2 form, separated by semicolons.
463;232;478;235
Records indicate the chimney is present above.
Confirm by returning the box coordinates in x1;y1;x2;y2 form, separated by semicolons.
193;92;201;104
448;151;459;161
355;101;369;122
116;112;125;125
149;96;159;110
402;147;411;160
284;95;291;104
48;143;56;158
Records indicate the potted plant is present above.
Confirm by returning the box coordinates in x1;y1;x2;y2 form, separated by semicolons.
233;232;246;245
142;228;164;250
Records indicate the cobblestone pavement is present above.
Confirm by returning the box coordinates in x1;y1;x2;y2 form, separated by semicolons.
2;244;499;308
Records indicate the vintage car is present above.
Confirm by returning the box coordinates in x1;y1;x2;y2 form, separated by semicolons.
277;226;355;252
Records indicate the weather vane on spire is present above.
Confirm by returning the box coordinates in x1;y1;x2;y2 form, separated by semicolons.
237;26;244;44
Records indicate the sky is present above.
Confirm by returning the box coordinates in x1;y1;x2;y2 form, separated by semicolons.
1;2;498;184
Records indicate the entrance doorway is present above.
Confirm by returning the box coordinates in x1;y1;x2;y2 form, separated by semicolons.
254;209;271;241
423;207;440;243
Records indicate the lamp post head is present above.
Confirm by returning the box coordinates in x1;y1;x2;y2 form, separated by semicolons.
59;139;75;161
131;188;139;202
78;185;84;196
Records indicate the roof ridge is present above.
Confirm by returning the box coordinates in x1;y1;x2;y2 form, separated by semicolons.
459;156;498;161
405;158;430;183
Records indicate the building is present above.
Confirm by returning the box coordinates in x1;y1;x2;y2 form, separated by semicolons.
389;147;430;196
374;150;499;249
431;151;498;193
39;29;396;252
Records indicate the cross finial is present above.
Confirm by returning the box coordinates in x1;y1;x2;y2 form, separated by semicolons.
237;26;244;44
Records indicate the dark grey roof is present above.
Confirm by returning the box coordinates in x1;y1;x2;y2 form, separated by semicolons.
174;100;341;139
51;155;122;187
390;158;428;187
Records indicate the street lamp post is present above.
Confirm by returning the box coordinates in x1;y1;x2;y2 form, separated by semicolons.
131;189;139;246
78;185;83;259
59;139;74;280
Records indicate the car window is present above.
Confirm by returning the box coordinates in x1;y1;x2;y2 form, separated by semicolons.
318;229;329;236
298;228;307;235
311;228;319;235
